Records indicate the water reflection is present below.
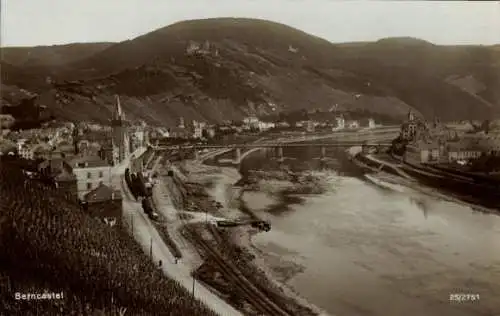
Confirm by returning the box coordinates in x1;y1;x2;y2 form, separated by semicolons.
409;197;430;219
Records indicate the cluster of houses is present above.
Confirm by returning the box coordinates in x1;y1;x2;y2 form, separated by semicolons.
0;96;149;227
289;116;376;132
400;111;500;165
35;154;123;227
156;114;377;140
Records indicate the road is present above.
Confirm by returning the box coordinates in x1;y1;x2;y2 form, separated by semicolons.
114;151;244;316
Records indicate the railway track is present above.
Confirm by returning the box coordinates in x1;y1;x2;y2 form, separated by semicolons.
161;148;292;315
188;228;292;316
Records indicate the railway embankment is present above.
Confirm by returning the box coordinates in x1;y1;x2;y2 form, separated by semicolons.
165;153;324;316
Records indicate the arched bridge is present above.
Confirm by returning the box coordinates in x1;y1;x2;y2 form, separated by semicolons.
154;141;392;164
156;142;392;149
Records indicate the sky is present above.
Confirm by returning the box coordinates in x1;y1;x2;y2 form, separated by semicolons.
2;0;500;47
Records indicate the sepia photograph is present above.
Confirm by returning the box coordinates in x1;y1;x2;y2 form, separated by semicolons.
1;1;500;315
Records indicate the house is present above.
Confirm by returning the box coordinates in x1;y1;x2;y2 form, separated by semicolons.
33;143;55;160
38;158;66;173
0;114;15;130
446;142;484;163
67;155;113;200
38;158;78;198
52;141;77;159
168;127;191;139
54;170;78;199
405;141;442;164
18;144;35;160
243;116;259;126
205;127;216;138
347;120;360;129
306;120;315;133
257;121;275;132
98;143;115;166
0;139;16;156
129;127;146;149
82;183;123;227
276;121;290;128
193;124;203;139
242;116;266;131
157;128;170;138
178;117;185;129
335;116;345;129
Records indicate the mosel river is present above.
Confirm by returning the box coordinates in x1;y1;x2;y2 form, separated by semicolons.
239;146;500;316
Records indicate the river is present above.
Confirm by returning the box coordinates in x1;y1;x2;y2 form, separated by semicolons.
238;146;500;316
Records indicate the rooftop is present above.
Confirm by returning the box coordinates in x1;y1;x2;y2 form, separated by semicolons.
38;158;66;170
68;155;111;168
84;183;122;203
54;170;77;182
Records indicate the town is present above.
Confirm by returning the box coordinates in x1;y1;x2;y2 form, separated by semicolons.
1;95;500;226
3;2;500;315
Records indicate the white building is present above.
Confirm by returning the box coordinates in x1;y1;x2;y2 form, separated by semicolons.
18;144;35;160
206;128;216;138
368;118;376;129
67;155;113;200
193;125;203;139
243;116;264;130
306;120;315;133
348;120;360;129
186;41;201;55
335;116;345;129
243;116;259;125
257;121;275;132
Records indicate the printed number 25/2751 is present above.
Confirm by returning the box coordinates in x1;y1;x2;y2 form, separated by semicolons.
449;294;480;302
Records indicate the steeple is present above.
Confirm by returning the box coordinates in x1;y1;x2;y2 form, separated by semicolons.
408;110;415;121
114;95;124;121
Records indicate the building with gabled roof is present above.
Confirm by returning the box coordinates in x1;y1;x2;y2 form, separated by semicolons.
37;158;78;198
82;183;123;227
66;155;113;199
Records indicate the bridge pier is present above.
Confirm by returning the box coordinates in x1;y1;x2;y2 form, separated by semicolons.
320;146;327;159
277;146;284;162
194;147;199;160
233;148;242;164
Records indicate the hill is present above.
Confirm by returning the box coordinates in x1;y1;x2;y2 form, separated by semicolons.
2;18;499;125
1;42;114;67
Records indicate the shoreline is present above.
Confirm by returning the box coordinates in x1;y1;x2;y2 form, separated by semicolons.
353;154;500;215
184;158;331;316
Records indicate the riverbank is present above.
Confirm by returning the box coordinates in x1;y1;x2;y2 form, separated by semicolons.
352;153;500;214
197;147;500;316
179;157;331;316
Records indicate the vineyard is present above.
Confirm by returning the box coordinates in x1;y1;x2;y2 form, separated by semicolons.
0;162;218;316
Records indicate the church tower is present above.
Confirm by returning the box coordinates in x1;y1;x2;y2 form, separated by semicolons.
111;95;129;164
408;110;415;122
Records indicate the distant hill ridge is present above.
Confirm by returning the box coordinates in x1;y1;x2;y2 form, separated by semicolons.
1;17;499;125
